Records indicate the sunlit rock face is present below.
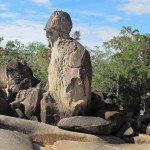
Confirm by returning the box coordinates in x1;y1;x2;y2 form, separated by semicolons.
45;11;92;117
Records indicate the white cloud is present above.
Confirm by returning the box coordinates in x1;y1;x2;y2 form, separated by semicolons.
0;12;19;18
72;24;119;48
118;0;150;14
0;19;119;49
106;16;122;23
29;0;51;6
76;10;121;23
98;27;119;41
0;4;8;10
24;10;50;21
25;9;36;14
77;10;104;17
72;24;101;48
0;20;48;46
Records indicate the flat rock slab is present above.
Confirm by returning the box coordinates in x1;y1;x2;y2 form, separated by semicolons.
53;141;119;150
33;143;53;150
132;133;150;144
53;140;150;150
0;115;124;145
0;129;34;150
57;116;111;135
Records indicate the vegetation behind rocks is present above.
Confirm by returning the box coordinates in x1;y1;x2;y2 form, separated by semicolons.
1;26;150;114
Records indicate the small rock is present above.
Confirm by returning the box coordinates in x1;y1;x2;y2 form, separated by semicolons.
144;108;150;115
89;92;105;116
40;91;60;125
127;118;142;131
21;87;43;119
131;133;150;144
97;110;125;133
140;124;147;133
126;112;134;119
116;122;134;138
104;98;118;110
146;124;150;135
30;116;39;121
0;97;9;115
137;114;150;125
57;116;111;135
13;108;25;118
92;90;105;101
122;137;134;143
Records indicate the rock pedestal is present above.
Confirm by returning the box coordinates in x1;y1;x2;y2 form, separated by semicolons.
45;11;92;117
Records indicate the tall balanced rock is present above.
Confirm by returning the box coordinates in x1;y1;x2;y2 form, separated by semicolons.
45;11;92;117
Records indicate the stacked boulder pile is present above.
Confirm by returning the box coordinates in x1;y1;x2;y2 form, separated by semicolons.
0;10;150;150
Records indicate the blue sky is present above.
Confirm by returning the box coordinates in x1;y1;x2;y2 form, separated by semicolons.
0;0;150;48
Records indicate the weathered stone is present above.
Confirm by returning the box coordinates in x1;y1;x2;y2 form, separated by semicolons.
97;110;125;133
45;11;92;117
141;124;150;135
131;133;150;144
9;98;26;118
137;114;150;125
52;140;150;150
0;59;39;102
92;90;105;101
0;88;7;98
104;98;117;110
6;59;39;89
0;64;8;89
53;141;118;150
116;122;134;138
127;118;142;131
145;108;150;115
21;87;43;119
0;129;34;150
0;96;9;115
146;124;150;135
140;124;147;133
57;116;111;135
45;11;72;36
40;91;59;125
0;115;124;145
13;108;25;118
89;92;105;116
141;95;150;115
13;87;43;119
15;88;33;102
6;59;39;102
30;115;39;121
122;137;134;143
126;112;135;119
10;101;20;110
140;110;144;115
104;98;114;104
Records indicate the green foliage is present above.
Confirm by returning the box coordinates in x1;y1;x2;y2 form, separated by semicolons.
0;37;49;83
92;26;150;114
1;26;150;114
27;42;49;82
90;46;115;92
